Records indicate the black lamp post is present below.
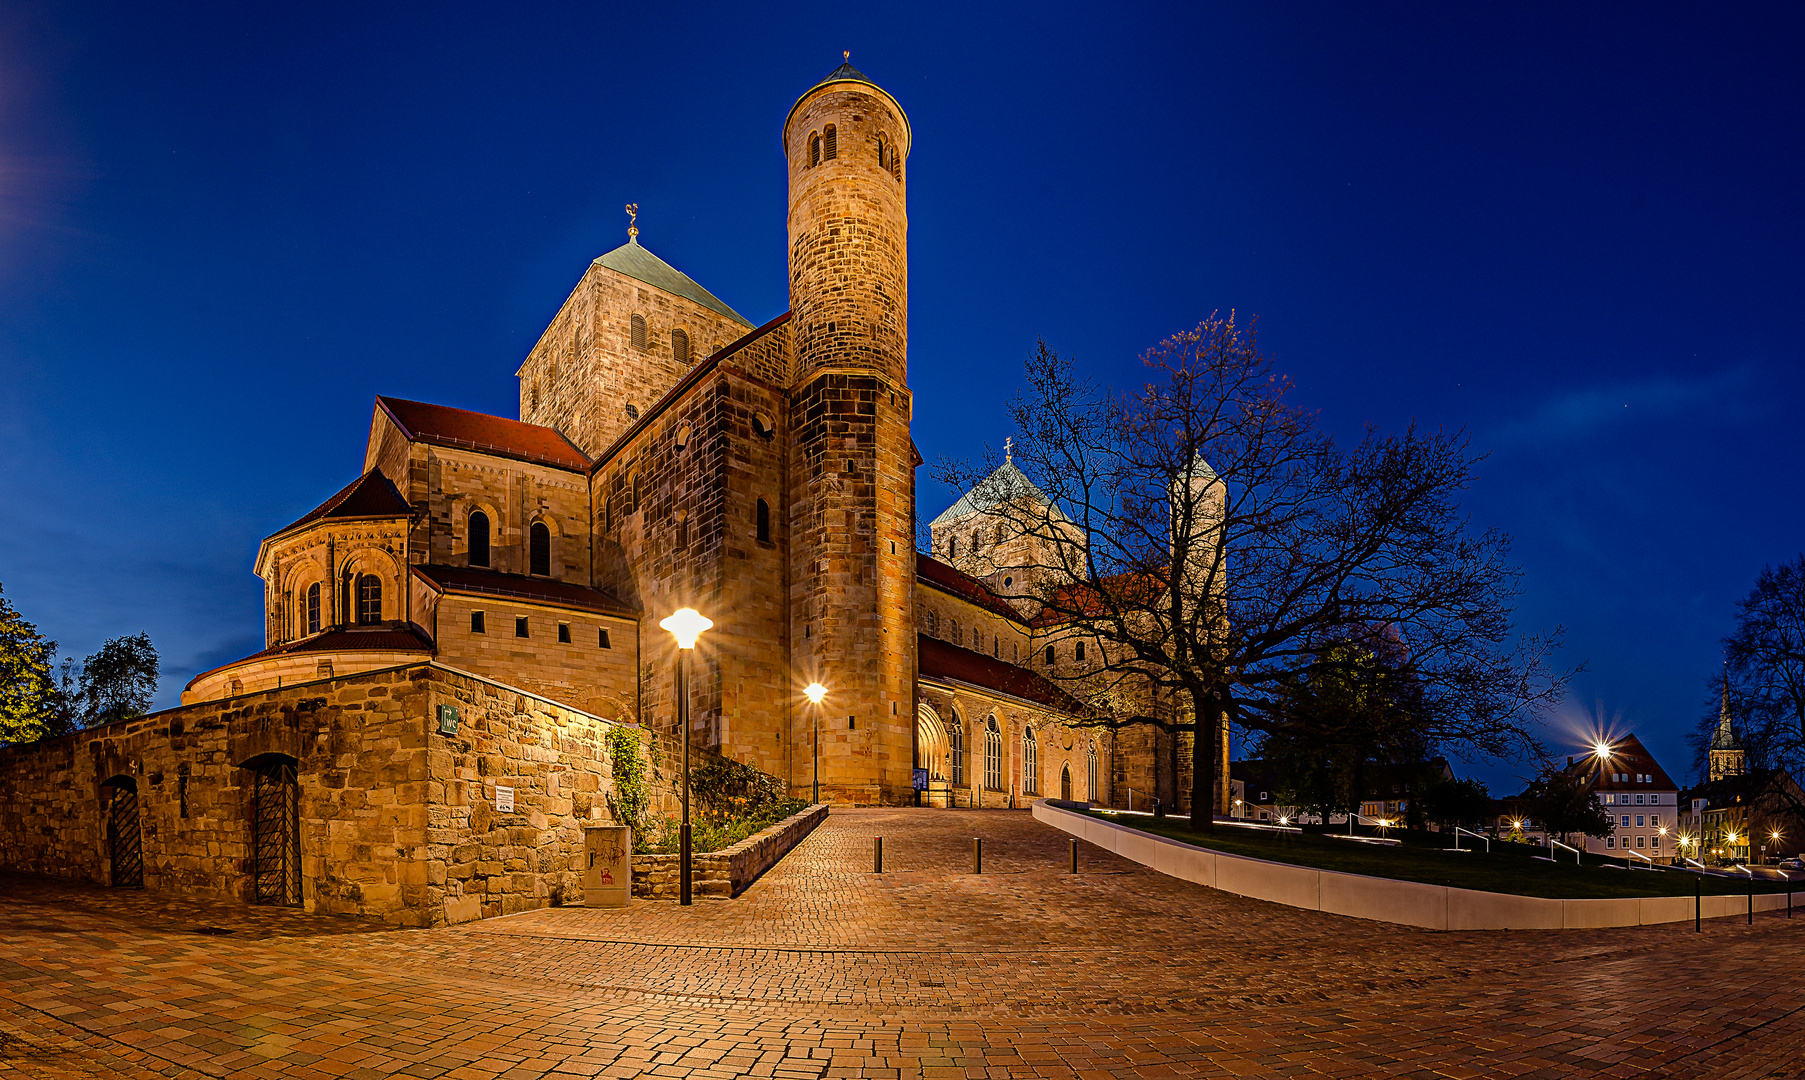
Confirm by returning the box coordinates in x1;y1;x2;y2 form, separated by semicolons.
659;607;712;906
805;682;826;803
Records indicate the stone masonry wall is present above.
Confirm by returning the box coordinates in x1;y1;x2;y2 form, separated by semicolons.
631;802;828;900
0;663;655;928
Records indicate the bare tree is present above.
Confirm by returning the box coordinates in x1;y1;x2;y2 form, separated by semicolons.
1707;555;1805;778
934;316;1568;831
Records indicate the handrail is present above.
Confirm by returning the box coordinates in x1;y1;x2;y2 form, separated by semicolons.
1684;857;1707;870
1548;837;1581;864
1625;848;1654;869
1453;826;1490;853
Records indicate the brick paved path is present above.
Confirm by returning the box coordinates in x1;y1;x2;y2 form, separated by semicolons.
3;808;1804;1079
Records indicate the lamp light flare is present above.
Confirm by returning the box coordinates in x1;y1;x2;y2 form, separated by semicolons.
659;608;713;650
804;682;827;705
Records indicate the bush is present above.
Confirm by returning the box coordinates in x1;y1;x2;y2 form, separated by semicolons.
639;753;806;855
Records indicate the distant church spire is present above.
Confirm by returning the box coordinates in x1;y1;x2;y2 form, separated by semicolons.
625;203;639;244
1710;662;1747;781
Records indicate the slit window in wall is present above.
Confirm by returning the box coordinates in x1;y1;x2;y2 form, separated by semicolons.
676;512;688;549
468;510;491;567
598;628;611;649
471;611;485;634
1075;642;1086;663
671;329;690;364
948;537;958;559
356;575;382;625
530;522;551;576
823;124;836;159
1045;645;1056;666
809;133;821;166
757;499;771;543
305;582;321;634
515;616;529;638
557;622;571;644
630;314;647;350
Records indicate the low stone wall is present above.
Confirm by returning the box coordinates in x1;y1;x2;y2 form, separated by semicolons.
633;803;828;900
1034;800;1794;931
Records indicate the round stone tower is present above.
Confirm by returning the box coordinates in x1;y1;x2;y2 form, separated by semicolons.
784;59;917;805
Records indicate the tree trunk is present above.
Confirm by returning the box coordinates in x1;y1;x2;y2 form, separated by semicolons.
1188;686;1218;833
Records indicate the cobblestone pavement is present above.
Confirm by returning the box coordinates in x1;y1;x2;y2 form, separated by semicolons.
4;808;1805;1079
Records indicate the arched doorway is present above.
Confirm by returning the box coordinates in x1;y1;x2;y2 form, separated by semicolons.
1061;764;1072;801
246;756;301;906
104;777;142;888
916;703;953;808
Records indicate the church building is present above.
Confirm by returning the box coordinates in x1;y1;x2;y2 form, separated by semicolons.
180;60;1219;816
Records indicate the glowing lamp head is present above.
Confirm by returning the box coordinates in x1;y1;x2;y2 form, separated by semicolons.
659;608;713;650
804;682;827;705
1593;741;1613;758
1278;816;1289;825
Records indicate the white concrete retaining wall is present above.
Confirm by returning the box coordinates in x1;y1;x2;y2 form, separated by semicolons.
1034;799;1795;930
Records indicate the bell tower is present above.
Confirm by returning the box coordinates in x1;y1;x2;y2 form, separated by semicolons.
784;57;916;804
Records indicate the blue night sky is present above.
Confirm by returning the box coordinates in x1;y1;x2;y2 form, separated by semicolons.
2;3;1800;790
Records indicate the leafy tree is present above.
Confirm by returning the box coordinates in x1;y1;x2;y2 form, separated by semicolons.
1418;776;1493;831
74;633;160;727
936;318;1568;831
0;583;57;744
1521;764;1614;844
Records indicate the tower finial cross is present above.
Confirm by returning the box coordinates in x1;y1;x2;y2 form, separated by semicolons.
625;203;639;243
844;49;850;63
1004;436;1013;464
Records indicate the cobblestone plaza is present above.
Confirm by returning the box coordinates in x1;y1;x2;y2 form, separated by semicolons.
2;809;1802;1079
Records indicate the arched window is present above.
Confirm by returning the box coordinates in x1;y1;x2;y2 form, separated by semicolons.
985;717;1002;790
1061;764;1072;801
757;498;771;543
671;328;690;364
823;123;837;160
948;536;958;560
630;314;647;350
995;524;1005;545
1045;644;1056;666
1087;741;1099;801
949;719;964;785
530;522;551;576
876;134;886;169
971;628;980;650
1075;641;1086;663
468;510;490;567
925;610;937;635
892;152;902;182
356;574;381;625
948;618;959;645
809;133;821;167
1023;728;1038;795
305;582;321;635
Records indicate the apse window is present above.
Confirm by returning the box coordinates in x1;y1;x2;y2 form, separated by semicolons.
515;617;529;638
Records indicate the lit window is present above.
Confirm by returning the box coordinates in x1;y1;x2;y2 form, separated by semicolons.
468;510;490;567
471;611;485;634
356;574;381;625
949;719;964;785
306;582;321;634
515;616;529;638
558;623;571;643
1023;728;1038;794
530;522;551;576
985;717;1002;790
1087;741;1098;801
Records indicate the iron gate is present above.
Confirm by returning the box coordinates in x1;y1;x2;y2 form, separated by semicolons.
251;759;301;906
107;782;142;888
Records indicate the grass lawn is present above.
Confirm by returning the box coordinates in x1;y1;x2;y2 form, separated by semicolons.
1088;810;1800;900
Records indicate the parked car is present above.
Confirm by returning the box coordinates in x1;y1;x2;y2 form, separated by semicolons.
1777;858;1804;871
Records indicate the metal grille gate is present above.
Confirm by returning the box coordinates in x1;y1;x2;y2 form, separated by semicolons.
252;760;301;906
107;784;142;888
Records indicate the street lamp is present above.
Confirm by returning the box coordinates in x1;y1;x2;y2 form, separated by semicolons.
804;682;827;804
659;607;713;906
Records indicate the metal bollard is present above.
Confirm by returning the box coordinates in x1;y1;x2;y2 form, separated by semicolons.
874;836;883;874
1695;878;1701;933
1749;878;1755;924
973;837;983;874
1069;837;1078;874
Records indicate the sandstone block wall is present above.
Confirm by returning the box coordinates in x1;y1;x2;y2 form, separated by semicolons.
0;663;654;928
631;802;827;900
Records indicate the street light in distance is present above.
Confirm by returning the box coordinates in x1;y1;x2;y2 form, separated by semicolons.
659;607;713;906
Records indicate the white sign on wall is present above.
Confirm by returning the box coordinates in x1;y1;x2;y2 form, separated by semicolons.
495;785;515;813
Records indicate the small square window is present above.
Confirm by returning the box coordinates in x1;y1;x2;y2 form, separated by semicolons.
558;623;571;643
599;628;612;649
1637;835;1646;848
1635;794;1644;805
1621;815;1630;827
471;611;485;634
1607;837;1616;848
515;616;529;638
1636;815;1645;827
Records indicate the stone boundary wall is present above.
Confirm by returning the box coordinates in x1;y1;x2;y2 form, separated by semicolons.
1034;799;1793;931
633;803;828;900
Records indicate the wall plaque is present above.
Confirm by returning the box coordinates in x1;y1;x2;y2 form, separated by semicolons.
495;785;515;812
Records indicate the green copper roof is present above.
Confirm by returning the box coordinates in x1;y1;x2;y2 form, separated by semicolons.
594;239;751;327
930;461;1056;527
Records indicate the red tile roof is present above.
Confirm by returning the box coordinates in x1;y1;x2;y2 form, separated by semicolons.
276;469;413;535
917;633;1088;715
376;397;591;471
915;553;1026;624
1569;733;1681;792
411;565;637;617
185;625;433;688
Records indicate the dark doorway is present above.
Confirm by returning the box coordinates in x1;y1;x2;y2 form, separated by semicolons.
1061;765;1073;801
250;758;301;906
105;778;142;888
